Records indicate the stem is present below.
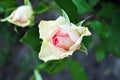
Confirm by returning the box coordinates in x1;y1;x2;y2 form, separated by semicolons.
34;6;55;15
29;74;35;80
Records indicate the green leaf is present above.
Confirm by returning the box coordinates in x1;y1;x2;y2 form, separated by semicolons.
34;69;43;80
20;26;42;53
97;3;119;18
0;7;4;13
34;3;46;11
82;36;92;48
24;0;31;5
61;9;70;25
89;0;100;8
78;43;88;55
47;60;66;75
88;21;110;38
54;0;79;23
0;0;15;9
72;0;91;14
38;59;67;75
81;43;88;55
30;59;67;79
68;59;88;80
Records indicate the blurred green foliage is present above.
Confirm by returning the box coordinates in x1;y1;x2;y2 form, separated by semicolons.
0;24;16;67
0;0;15;9
72;0;91;14
0;0;120;80
0;0;16;67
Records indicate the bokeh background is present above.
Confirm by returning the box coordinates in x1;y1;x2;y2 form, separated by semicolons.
0;0;120;80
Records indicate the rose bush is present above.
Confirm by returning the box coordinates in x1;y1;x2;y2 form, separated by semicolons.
38;16;91;62
1;4;34;27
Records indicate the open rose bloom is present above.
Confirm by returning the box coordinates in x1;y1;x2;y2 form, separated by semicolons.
1;5;34;27
38;16;91;62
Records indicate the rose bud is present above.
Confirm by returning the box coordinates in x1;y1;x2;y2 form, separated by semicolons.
38;16;91;62
1;5;34;27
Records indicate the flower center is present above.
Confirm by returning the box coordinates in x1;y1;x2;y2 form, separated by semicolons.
52;35;59;45
51;30;74;51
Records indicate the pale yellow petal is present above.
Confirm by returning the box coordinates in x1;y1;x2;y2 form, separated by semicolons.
68;28;80;42
58;25;79;42
77;27;91;36
70;36;83;50
71;23;91;36
39;41;74;62
38;16;66;40
70;24;91;50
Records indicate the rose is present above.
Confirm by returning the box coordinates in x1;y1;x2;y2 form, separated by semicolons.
38;16;91;62
1;5;34;27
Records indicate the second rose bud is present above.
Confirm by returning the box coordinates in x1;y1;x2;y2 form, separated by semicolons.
1;1;34;27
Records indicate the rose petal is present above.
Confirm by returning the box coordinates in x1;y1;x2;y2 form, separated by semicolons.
38;16;66;41
70;36;83;50
70;24;91;50
77;27;91;36
59;25;79;42
39;41;75;62
67;28;80;42
71;24;91;36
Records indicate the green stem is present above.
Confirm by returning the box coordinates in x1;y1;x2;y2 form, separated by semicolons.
34;6;55;15
29;74;35;80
